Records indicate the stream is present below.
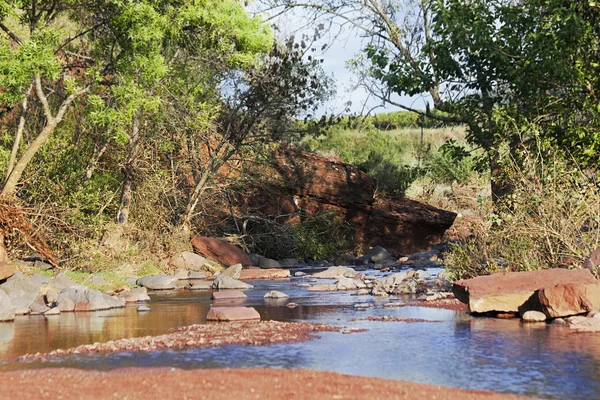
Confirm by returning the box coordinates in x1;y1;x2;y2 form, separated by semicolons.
1;272;600;399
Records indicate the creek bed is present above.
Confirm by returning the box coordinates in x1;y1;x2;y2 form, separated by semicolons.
0;273;599;399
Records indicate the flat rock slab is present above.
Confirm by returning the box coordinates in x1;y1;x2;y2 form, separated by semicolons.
0;263;16;281
212;290;247;300
206;307;260;321
307;284;338;292
453;269;596;313
136;275;178;290
191;236;251;267
239;268;290;280
538;282;600;318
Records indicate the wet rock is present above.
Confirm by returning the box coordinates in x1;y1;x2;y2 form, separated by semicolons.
371;288;390;297
212;290;248;300
393;278;418;295
136;275;178;290
538;282;600;318
168;251;207;272
137;305;151;312
29;302;50;314
453;268;596;314
117;291;138;303
294;271;307;277
569;317;600;332
212;275;253;290
191;236;251;267
355;289;370;296
220;263;242;280
522;310;547;322
57;288;125;312
552;318;567;325
130;287;150;301
0;289;15;321
297;283;311;288
57;298;75;312
363;246;393;264
336;277;366;291
383;301;404;308
0;262;16;281
44;307;60;316
354;303;370;309
264;291;289;299
239;268;290;280
372;272;408;294
286;302;297;308
307;284;338;292
206;306;260;321
258;258;282;269
312;266;357;279
188;281;212;290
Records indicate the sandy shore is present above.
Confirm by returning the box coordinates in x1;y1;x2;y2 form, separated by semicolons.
0;367;535;399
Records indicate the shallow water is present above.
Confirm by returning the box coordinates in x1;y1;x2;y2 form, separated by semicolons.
2;273;600;399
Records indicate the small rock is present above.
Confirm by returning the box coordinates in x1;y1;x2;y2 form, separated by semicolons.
188;271;207;280
286;302;297;308
363;246;393;263
294;272;307;277
206;306;260;321
307;284;337;292
354;303;370;309
168;251;207;272
188;281;212;290
522;310;547;322
312;266;357;279
212;290;247;300
137;305;151;312
91;275;105;285
130;287;150;301
212;275;253;290
264;291;289;299
136;275;178;290
355;289;370;296
258;258;282;269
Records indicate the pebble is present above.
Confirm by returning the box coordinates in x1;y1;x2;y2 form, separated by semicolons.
286;303;297;308
137;306;151;312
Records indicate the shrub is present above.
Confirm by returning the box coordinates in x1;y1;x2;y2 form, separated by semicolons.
445;151;600;280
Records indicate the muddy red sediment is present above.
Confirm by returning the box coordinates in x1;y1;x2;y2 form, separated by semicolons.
0;368;534;400
352;316;442;323
409;298;469;312
17;321;340;362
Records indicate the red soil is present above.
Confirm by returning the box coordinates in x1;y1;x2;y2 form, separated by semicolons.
0;367;534;399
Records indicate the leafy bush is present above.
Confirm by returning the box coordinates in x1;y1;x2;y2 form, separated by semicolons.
445;151;600;280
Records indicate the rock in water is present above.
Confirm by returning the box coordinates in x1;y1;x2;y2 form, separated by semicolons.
212;275;253;290
312;266;357;279
264;291;289;299
239;268;290;280
538;282;600;318
522;310;547;322
363;246;393;263
453;269;596;314
206;306;260;321
212;290;248;300
220;263;242;280
191;236;251;267
136;275;178;290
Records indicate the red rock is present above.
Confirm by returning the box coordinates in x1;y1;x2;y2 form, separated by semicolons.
0;262;16;281
453;268;596;314
191;236;251;267
538;282;600;318
74;302;91;312
206;307;260;321
212;290;247;300
242;147;456;257
239;268;290;280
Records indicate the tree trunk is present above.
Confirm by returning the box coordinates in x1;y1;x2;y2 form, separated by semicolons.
116;179;132;225
179;168;211;233
6;84;32;181
116;115;140;226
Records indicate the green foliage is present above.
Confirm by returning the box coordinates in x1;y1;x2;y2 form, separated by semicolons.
292;212;350;260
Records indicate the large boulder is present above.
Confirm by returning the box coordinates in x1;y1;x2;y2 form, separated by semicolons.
56;287;125;312
168;251;207;272
136;275;178;290
258;258;282;269
191;236;251;267
212;275;253;290
0;262;16;281
336;277;366;291
239;268;290;280
453;268;596;314
206;306;260;321
538;282;600;318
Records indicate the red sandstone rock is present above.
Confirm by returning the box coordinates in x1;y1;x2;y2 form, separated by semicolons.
239;268;290;280
0;262;15;280
212;290;247;300
191;236;251;267
538;282;600;318
242;147;456;257
453;269;596;314
206;307;260;321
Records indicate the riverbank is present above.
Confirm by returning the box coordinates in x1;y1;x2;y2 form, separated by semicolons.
0;367;533;400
